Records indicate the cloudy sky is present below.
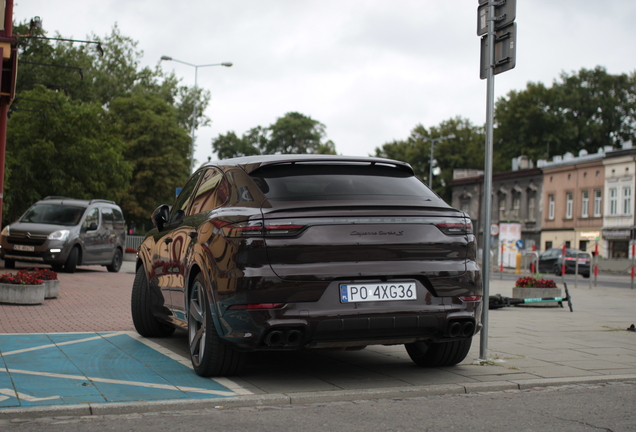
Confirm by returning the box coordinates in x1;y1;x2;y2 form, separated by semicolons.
12;1;636;168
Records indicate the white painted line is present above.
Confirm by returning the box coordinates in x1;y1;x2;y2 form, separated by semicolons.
1;332;127;356
2;369;236;397
125;331;252;395
0;389;61;402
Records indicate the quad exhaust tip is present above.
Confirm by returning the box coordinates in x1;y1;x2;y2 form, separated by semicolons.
264;328;304;347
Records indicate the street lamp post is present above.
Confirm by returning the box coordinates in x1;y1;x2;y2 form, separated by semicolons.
423;134;455;187
160;56;232;172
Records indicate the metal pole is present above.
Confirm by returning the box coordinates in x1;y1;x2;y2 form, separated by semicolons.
479;0;496;361
189;66;199;173
429;141;434;187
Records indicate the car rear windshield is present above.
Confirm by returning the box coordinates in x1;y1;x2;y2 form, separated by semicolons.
250;163;443;202
20;204;86;226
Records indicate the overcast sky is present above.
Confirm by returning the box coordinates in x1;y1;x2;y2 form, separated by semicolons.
12;1;636;168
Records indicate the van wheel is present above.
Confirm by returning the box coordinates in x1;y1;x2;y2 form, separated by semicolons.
131;266;175;337
189;273;245;377
405;338;472;367
64;247;79;273
107;249;122;273
4;259;15;269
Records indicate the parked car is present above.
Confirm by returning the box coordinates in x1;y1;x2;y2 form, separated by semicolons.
0;197;126;273
537;248;591;278
131;155;482;377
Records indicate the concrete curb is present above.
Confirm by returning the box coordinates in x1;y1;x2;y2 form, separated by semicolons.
2;375;636;420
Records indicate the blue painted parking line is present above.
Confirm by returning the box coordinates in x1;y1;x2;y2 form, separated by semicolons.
0;332;250;408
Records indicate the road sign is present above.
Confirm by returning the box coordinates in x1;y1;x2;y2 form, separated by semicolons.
516;239;525;249
480;23;517;79
490;223;499;236
477;0;517;36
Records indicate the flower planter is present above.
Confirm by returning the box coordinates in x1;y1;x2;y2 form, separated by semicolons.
123;253;137;262
512;287;562;307
0;283;46;305
43;279;60;299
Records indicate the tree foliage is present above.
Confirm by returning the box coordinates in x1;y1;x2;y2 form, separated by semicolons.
5;22;203;226
375;117;485;201
211;112;337;158
494;66;636;162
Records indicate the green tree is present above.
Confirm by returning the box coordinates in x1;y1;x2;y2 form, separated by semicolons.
5;87;131;221
494;66;636;162
375;117;485;202
211;112;337;158
108;92;191;225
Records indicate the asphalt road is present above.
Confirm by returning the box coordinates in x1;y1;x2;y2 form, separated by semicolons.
2;381;634;431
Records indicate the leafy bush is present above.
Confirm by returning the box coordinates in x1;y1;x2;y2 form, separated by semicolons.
515;276;556;288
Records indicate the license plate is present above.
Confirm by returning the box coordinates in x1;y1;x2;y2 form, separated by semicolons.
340;282;417;303
13;244;35;252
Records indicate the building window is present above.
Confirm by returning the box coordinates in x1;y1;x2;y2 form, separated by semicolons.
499;198;506;221
548;195;555;220
512;196;520;218
581;191;589;218
545;241;553;250
566;192;573;219
594;190;602;217
610;188;618;215
527;195;536;220
623;186;632;215
460;200;470;217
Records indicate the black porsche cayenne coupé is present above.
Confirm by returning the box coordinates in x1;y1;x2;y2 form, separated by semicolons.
131;155;482;376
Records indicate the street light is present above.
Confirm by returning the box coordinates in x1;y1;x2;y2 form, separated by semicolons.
422;134;455;187
160;56;232;172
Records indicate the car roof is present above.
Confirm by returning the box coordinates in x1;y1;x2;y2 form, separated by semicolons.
202;154;415;175
37;197;117;207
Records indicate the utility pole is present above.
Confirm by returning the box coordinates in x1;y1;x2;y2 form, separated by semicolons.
477;0;517;360
0;0;18;230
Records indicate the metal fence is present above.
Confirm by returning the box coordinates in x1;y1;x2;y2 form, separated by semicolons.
125;235;145;251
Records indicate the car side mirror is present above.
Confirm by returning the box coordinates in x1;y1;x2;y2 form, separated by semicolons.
151;204;170;231
87;222;98;231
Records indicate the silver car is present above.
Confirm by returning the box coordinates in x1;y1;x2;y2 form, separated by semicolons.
0;197;126;273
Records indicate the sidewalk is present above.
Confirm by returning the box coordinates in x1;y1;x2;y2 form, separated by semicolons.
1;261;635;419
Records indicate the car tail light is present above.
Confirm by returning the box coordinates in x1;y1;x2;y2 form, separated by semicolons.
434;218;473;235
227;303;286;310
459;295;482;302
226;222;306;238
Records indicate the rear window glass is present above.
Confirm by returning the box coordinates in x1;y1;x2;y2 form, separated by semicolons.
250;164;442;202
20;204;85;226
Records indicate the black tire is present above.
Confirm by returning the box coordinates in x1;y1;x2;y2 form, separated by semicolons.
64;247;79;273
131;266;175;337
553;264;563;276
188;272;245;377
51;264;64;272
106;249;122;273
582;272;590;278
4;259;15;269
405;338;472;367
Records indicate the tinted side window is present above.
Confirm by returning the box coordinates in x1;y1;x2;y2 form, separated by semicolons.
102;208;114;225
83;208;100;230
170;171;204;223
112;208;125;223
189;168;226;215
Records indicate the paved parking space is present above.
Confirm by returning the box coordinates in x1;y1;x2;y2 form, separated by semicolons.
0;331;248;409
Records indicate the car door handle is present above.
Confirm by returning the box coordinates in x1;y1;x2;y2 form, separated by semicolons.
164;238;173;244
189;231;198;239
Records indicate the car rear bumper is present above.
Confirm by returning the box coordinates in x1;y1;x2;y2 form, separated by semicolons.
217;270;483;351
